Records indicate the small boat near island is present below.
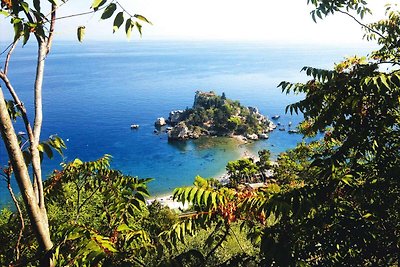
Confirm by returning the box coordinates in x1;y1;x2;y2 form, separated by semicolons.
130;124;140;129
279;127;285;131
288;129;300;134
271;115;280;120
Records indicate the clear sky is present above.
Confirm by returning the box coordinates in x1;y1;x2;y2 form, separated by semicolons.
0;0;394;43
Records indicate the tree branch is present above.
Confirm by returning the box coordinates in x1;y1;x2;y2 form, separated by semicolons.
205;225;230;261
0;72;36;148
54;2;109;22
46;4;57;55
231;227;245;253
55;10;95;21
4;38;19;76
76;184;101;220
6;169;25;261
0;42;14;57
31;39;47;209
337;10;385;40
116;1;133;18
0;85;53;251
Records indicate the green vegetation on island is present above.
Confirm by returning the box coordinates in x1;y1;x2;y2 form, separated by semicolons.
166;91;275;140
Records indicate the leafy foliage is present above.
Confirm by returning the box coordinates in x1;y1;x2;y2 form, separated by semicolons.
44;155;155;266
91;0;152;39
0;0;152;43
226;158;259;185
166;2;400;265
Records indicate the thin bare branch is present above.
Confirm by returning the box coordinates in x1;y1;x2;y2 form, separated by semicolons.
56;10;95;21
0;42;14;57
0;71;40;202
337;10;385;40
46;4;57;55
54;1;108;22
231;227;245;253
6;170;25;261
205;226;230;260
116;1;133;18
4;39;19;76
0;72;35;145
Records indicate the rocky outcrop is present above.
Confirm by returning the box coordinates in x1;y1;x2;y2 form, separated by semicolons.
155;117;167;127
159;91;278;141
168;122;189;140
169;110;185;125
246;133;259;140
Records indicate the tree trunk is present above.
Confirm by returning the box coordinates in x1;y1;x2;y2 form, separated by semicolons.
0;87;53;253
32;40;46;210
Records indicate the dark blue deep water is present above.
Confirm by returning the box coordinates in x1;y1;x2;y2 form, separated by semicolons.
0;40;372;204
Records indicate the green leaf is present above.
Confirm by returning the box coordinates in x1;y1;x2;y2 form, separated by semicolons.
22;24;31;46
135;21;142;37
0;10;9;16
125;18;134;39
33;0;41;12
91;0;106;10
12;18;23;41
23;150;32;165
42;143;54;159
21;2;30;14
67;231;82;241
101;3;116;20
379;75;390;90
117;223;131;232
48;0;58;6
113;12;124;33
362;213;373;219
211;192;217;208
341;174;353;186
134;14;152;25
77;26;85;42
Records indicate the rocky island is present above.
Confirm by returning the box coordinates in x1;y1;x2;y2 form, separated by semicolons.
158;91;276;141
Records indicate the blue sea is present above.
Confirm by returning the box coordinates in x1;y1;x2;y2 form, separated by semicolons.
0;40;372;205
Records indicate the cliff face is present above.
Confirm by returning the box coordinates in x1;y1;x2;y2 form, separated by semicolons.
166;91;276;141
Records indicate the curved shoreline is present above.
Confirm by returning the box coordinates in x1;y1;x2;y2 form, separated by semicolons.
147;147;260;209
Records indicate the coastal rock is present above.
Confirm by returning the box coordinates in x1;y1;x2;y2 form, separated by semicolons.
155;117;167;127
246;133;259;140
248;106;259;114
164;91;276;141
188;132;200;139
169;110;185;125
168;122;189;140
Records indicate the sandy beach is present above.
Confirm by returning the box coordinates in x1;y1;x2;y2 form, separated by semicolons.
147;147;260;210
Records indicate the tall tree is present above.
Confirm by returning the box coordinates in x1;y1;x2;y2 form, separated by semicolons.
0;0;150;264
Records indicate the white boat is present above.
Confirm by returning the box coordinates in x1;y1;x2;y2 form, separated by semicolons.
271;115;280;120
130;124;140;129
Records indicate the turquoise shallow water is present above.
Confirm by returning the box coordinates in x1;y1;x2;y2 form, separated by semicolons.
0;40;372;204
